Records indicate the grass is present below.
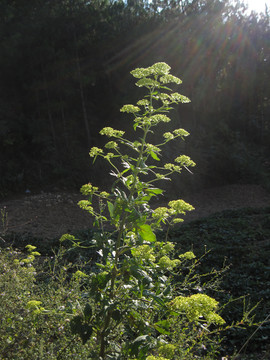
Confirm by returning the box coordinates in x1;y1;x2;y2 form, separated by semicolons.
1;206;270;359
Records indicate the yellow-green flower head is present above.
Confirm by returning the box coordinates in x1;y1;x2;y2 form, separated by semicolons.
150;62;171;75
78;200;94;214
131;244;156;262
27;300;45;314
152;207;170;220
89;147;103;157
155;173;166;180
175;155;196;167
136;78;160;88
163;132;175;140
158;255;180;270
131;62;171;79
164;163;182;172
163;242;175;253
145;143;160;153
137;99;149;106
104;152;114;160
158;344;176;359
105;141;118;149
170;92;190;103
130;67;153;79
173;128;190;137
120;104;140;113
160;74;182;85
150;114;171;124
159;93;170;101
179;251;196;260
80;183;98;195
27;300;42;308
169;294;225;325
100;191;109;198
168;199;194;214
25;245;37;252
100;127;125;138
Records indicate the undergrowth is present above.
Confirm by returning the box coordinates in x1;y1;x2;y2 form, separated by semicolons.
1;207;270;358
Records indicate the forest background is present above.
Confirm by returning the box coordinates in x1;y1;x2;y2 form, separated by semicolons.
0;0;269;198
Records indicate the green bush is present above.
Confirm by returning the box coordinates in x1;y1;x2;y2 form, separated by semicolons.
0;246;96;359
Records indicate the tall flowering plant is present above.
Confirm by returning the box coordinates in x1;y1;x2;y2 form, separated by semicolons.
62;63;225;359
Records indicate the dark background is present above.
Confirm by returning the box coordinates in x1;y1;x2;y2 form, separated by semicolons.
0;0;269;198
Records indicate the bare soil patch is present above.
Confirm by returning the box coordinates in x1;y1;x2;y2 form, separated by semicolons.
1;184;270;239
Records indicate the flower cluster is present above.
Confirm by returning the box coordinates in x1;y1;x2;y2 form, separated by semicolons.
160;74;182;85
175;155;196;167
77;200;94;214
80;183;98;195
120;104;140;113
168;199;194;215
173;128;190;137
89;147;103;157
145;143;160;153
149;114;171;124
179;251;196;260
130;62;171;79
27;300;45;315
136;78;160;88
170;92;190;103
100;127;125;138
131;244;156;262
152;207;170;221
105;141;118;149
137;99;149;106
163;132;175;140
169;294;225;325
158;255;180;270
164;163;182;172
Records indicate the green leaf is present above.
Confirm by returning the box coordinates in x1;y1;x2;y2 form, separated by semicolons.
138;224;156;242
150;294;166;308
107;201;114;219
154;320;170;335
150;151;160;161
147;188;163;195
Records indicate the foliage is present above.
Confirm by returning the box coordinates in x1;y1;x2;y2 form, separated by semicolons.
1;206;269;358
0;246;95;359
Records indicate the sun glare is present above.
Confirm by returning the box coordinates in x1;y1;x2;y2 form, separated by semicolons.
245;0;268;14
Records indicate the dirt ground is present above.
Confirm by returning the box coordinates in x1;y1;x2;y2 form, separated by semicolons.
1;184;270;239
